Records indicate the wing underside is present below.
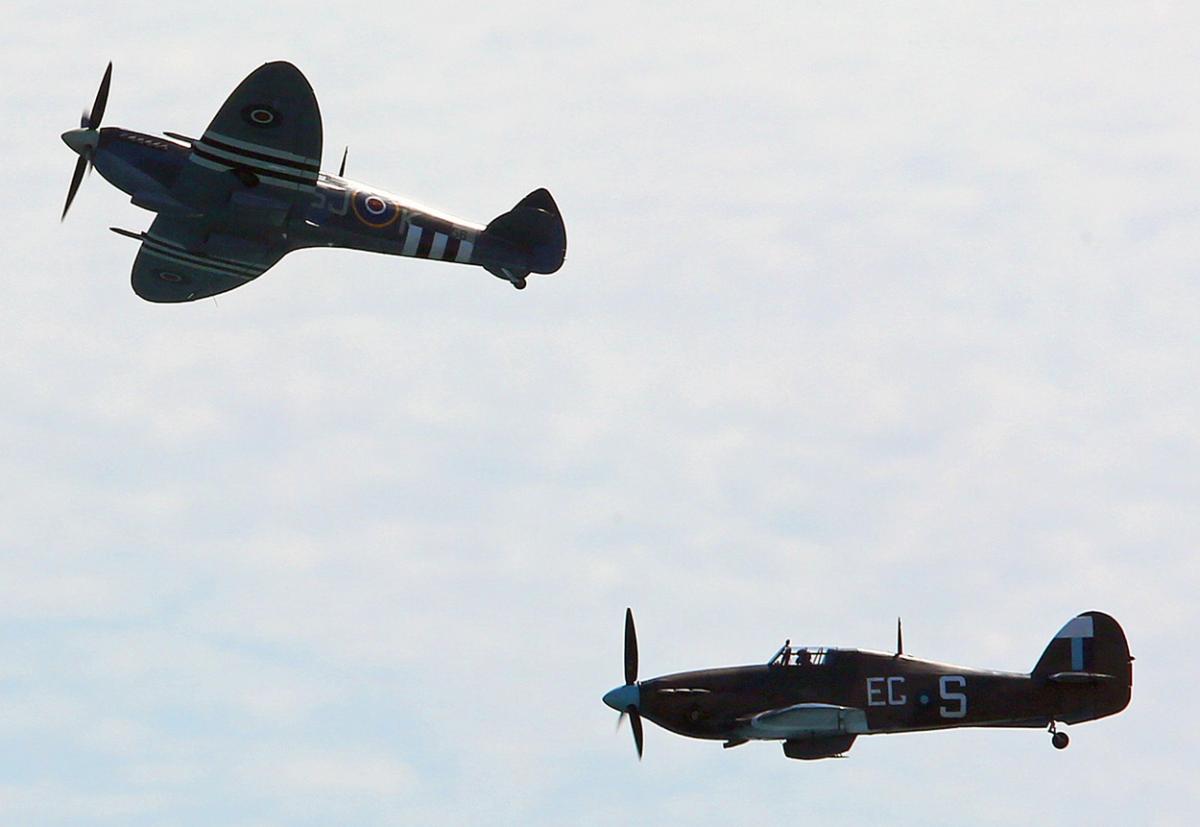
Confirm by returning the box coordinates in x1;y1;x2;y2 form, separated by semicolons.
127;215;284;303
116;62;322;301
173;61;323;209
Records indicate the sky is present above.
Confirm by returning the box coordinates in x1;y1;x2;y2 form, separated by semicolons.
2;2;1199;824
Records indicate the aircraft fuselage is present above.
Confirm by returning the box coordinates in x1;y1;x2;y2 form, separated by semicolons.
88;127;508;271
604;610;1133;760
636;648;1124;744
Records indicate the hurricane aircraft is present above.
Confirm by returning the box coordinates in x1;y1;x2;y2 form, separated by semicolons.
604;609;1132;760
60;62;566;301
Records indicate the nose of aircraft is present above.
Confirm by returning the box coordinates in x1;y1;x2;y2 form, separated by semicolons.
61;127;99;156
603;683;640;712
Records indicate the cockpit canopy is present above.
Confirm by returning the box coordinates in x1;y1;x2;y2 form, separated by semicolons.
769;642;832;667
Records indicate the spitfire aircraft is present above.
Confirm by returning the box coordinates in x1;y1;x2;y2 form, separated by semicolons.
60;62;566;301
604;609;1132;760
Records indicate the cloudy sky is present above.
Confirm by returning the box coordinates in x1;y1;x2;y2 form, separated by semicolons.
3;2;1198;824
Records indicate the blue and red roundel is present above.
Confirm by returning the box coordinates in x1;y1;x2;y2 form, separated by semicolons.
351;191;401;229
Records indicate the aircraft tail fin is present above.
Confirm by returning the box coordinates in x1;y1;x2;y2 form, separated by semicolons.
478;188;567;286
1031;612;1133;721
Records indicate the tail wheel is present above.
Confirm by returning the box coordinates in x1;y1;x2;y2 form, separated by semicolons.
1051;731;1069;750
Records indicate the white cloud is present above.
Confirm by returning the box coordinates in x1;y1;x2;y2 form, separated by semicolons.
1;2;1198;824
235;749;414;798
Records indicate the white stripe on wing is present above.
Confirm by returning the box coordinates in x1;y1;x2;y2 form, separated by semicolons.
203;130;321;166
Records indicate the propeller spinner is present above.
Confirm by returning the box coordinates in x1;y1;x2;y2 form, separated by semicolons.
61;62;112;220
603;608;645;759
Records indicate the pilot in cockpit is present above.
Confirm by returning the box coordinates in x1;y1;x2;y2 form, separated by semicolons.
771;642;828;667
773;642;814;667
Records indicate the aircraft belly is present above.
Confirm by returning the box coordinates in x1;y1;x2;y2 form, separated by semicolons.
228;190;291;227
94;156;164;202
130;189;199;217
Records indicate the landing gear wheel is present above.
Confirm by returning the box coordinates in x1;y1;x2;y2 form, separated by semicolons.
512;278;527;290
1051;731;1069;750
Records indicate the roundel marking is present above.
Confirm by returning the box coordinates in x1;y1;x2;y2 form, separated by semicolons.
351;190;401;229
241;104;281;128
158;271;184;283
918;693;931;706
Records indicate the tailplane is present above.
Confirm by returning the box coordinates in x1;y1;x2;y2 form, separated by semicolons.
1032;611;1133;722
477;188;567;288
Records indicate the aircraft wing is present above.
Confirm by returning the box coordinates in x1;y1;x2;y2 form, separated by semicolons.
746;703;870;737
126;214;286;302
172;61;323;208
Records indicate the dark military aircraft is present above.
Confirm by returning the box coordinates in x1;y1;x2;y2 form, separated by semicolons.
604;609;1132;760
60;62;566;301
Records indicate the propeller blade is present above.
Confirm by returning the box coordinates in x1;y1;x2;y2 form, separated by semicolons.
87;62;113;129
616;709;627;733
62;155;88;221
338;146;348;177
628;706;644;759
624;607;638;685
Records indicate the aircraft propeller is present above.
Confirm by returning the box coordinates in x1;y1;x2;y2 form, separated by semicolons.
603;608;644;759
61;62;112;221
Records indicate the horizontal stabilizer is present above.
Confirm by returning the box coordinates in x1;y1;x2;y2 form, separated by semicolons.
1047;671;1117;684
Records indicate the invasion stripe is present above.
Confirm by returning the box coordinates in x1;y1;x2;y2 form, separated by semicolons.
143;247;257;280
203;130;321;167
199;135;321;172
142;246;258;280
401;225;422;256
443;236;461;262
196;140;320;178
455;239;474;263
142;232;262;272
140;236;262;278
191;148;316;186
143;244;261;278
189;154;315;192
429;233;448;260
415;229;435;258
